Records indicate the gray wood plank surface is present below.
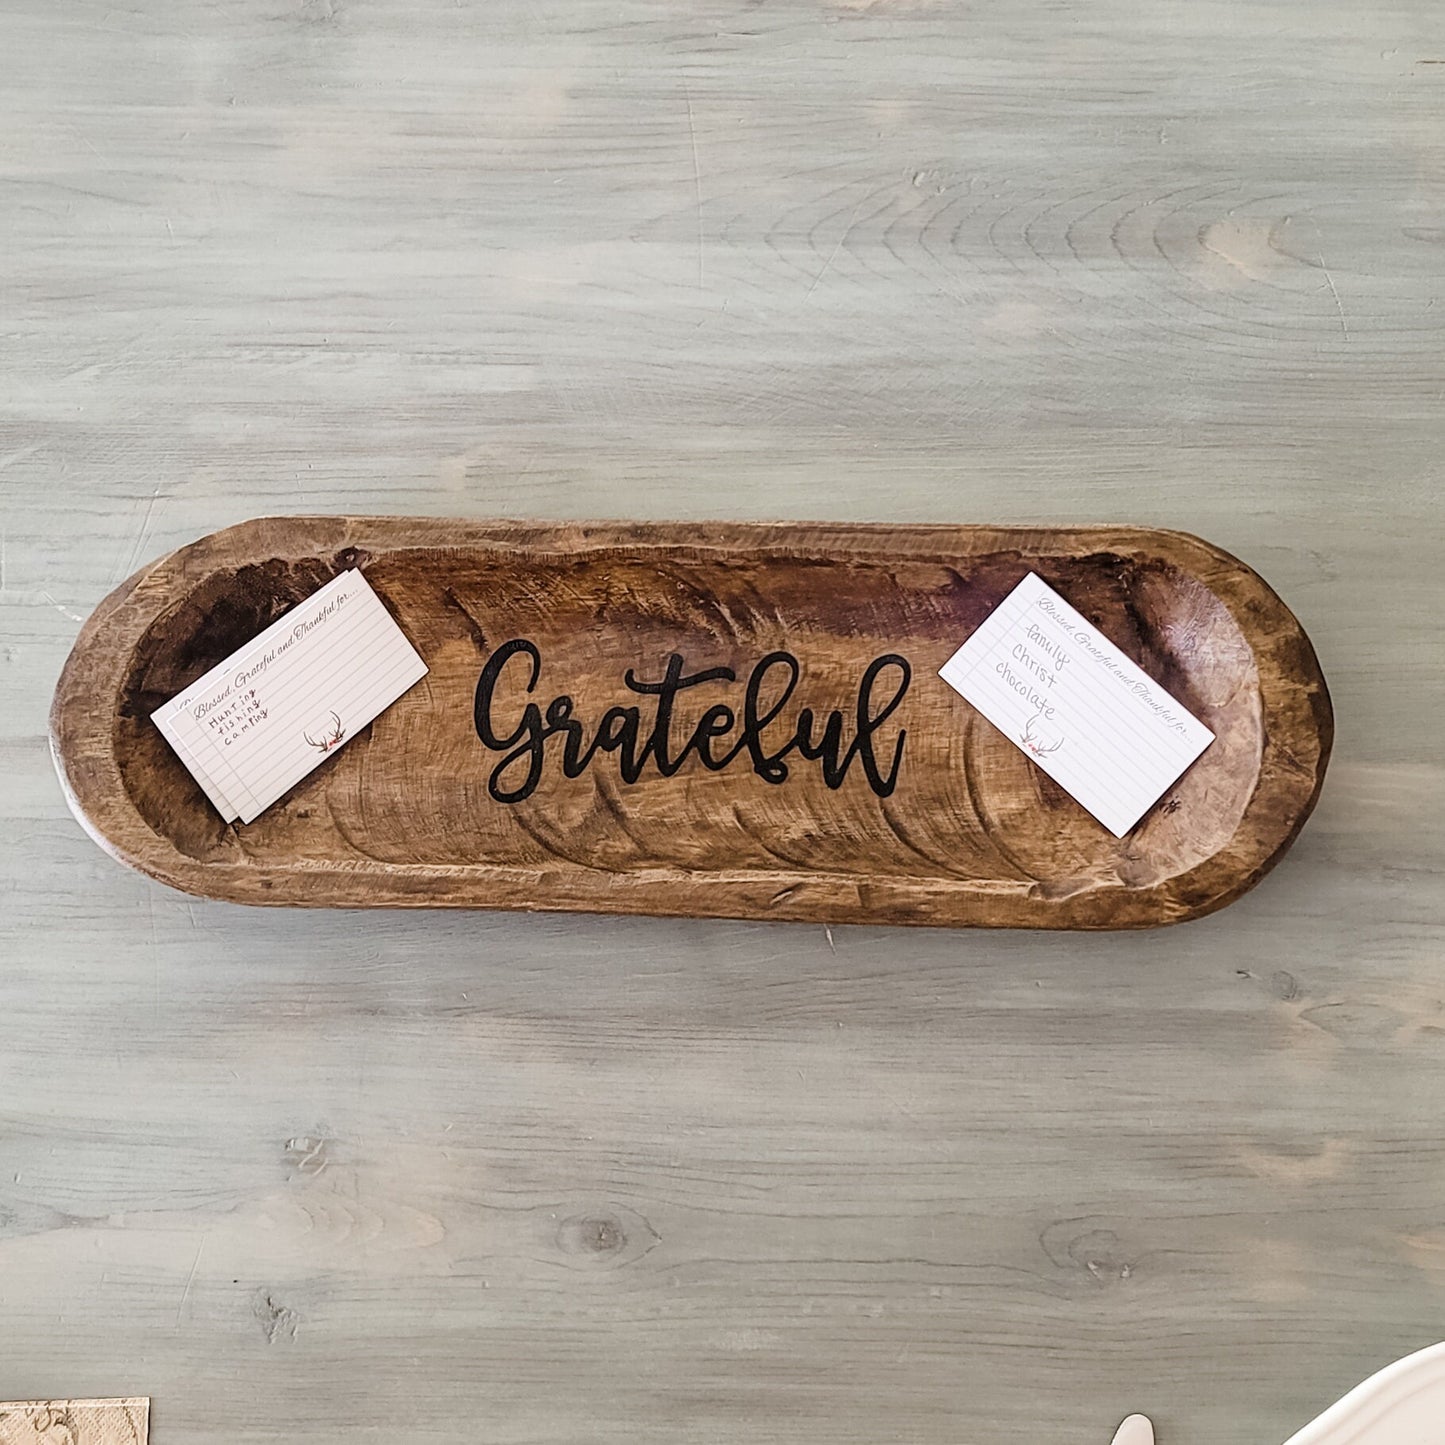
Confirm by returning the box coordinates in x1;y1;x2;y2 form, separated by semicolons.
1;0;1441;1440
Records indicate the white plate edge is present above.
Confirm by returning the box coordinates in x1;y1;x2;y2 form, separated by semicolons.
1282;1342;1445;1444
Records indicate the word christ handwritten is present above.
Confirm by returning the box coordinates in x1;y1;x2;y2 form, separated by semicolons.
473;641;911;804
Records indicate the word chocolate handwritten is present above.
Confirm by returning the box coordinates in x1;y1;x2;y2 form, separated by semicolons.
473;640;911;804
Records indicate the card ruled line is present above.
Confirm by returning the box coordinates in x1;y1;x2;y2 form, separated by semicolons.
938;572;1213;837
151;570;429;825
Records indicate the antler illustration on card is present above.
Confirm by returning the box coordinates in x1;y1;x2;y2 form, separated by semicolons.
1020;709;1063;757
303;711;346;754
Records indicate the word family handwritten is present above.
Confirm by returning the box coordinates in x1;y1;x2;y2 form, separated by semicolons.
994;621;1072;719
473;640;911;804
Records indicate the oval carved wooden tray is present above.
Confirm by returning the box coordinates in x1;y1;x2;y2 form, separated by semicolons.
50;518;1331;928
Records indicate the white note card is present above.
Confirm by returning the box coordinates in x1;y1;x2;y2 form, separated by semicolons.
151;569;428;824
938;572;1214;837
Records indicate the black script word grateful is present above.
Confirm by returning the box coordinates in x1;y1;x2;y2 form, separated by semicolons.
473;640;911;804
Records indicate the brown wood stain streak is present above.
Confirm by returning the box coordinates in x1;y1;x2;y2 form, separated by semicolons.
48;517;1331;928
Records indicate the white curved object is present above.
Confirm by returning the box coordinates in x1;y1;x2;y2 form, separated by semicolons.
1283;1342;1445;1444
1111;1415;1153;1445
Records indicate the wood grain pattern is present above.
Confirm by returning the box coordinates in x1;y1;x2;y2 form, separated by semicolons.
50;517;1330;927
3;0;1443;1441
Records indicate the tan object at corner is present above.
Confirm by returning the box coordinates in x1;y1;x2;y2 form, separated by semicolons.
0;1400;148;1445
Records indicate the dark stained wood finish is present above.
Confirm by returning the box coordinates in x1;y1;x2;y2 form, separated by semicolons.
49;518;1332;927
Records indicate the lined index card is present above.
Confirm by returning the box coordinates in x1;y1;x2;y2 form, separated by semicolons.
939;572;1214;836
151;570;427;824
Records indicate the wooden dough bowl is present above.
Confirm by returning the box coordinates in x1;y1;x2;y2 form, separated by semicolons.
50;518;1332;929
